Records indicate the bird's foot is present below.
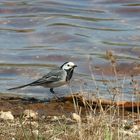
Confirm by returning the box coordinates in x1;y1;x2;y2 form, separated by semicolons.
50;88;65;102
50;88;60;100
50;88;55;94
53;94;60;100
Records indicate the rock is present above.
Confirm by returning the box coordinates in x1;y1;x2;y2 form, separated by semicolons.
72;113;81;122
32;130;39;136
120;130;134;136
0;111;14;120
131;125;140;132
23;109;38;119
137;131;140;136
51;116;59;121
24;121;39;128
41;115;46;119
53;138;62;140
122;120;133;130
31;121;39;127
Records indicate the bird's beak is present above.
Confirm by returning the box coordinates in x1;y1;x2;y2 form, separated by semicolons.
73;65;77;68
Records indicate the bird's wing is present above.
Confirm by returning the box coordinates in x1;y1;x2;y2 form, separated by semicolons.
29;69;65;86
7;69;66;90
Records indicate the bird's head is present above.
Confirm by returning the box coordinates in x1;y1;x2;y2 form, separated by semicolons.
61;62;77;71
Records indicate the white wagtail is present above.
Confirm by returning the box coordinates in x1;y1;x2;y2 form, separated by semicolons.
8;62;77;94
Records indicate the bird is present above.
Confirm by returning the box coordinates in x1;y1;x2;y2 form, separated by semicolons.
8;62;77;94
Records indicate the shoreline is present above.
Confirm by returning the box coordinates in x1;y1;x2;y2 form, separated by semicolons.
0;93;140;139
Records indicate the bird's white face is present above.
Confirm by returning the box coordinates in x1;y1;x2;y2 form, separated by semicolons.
61;62;77;70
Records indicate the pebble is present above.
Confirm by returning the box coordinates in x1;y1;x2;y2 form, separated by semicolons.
24;121;39;128
0;111;14;120
54;138;62;140
51;116;59;121
72;113;81;122
137;131;140;136
131;125;139;132
32;130;39;136
23;109;38;119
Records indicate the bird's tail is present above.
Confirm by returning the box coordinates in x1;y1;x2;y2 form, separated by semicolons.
7;78;43;90
7;84;30;90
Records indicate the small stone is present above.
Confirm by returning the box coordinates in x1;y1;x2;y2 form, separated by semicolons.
131;125;139;132
54;138;62;140
122;120;133;130
41;115;46;119
32;130;39;136
72;113;81;122
23;109;38;119
32;121;38;127
137;131;140;136
51;116;59;121
23;121;38;127
121;130;133;136
0;111;14;120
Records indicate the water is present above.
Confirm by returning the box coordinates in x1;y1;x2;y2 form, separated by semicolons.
0;0;140;101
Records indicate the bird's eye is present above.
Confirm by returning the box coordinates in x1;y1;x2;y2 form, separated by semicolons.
67;64;70;67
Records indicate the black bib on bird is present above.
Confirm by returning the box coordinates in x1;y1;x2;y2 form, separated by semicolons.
65;69;74;81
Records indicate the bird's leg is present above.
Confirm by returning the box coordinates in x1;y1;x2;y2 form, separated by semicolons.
50;88;55;94
50;88;60;100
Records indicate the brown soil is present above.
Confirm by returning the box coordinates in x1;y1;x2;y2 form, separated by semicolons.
0;93;139;118
0;93;140;140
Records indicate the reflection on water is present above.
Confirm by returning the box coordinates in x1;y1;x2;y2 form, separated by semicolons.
0;0;140;101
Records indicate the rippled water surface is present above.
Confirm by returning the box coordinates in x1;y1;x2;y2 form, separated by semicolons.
0;0;140;101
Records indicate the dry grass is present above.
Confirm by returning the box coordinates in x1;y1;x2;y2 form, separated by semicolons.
1;90;140;140
0;100;139;140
